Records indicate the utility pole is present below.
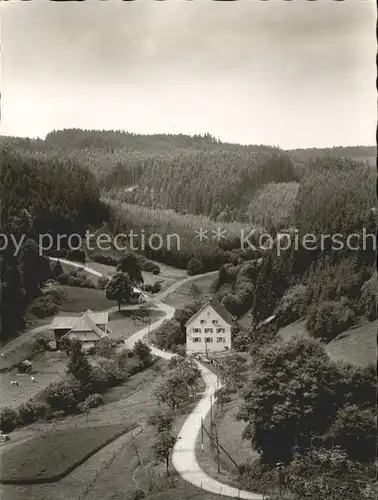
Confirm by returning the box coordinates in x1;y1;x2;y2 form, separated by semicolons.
146;303;151;344
131;440;141;466
210;394;213;437
201;417;204;451
216;431;221;473
277;462;284;491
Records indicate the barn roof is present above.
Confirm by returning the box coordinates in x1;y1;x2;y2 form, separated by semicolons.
50;317;79;330
62;310;108;340
51;310;108;331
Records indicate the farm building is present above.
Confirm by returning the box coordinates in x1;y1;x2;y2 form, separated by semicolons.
50;309;109;351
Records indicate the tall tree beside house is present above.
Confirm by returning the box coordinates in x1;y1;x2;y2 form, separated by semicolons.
105;271;133;311
116;252;143;284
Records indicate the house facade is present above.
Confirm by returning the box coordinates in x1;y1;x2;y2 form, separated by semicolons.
50;309;109;351
185;298;234;354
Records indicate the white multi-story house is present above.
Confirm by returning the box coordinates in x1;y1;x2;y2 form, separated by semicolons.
185;298;235;354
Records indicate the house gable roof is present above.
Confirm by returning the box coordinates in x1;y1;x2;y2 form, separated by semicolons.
185;298;235;327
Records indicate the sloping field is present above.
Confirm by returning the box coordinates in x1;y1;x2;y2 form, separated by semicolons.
277;318;309;342
0;424;135;484
325;320;377;367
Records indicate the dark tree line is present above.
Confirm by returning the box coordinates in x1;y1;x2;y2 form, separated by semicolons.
0;146;107;342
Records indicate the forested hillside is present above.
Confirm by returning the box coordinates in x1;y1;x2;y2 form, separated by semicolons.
0;130;376;345
290;145;376;166
1;130;291;221
1;130;374;224
0;145;107;342
212;156;376;346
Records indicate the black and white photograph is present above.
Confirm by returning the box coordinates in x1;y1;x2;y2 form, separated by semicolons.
0;2;376;500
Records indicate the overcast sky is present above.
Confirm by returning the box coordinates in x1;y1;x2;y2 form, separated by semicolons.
1;1;376;149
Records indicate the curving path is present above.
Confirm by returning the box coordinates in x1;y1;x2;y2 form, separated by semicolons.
45;259;261;498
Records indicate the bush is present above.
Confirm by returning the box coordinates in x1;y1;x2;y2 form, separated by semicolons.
140;259;160;274
66;273;95;289
124;357;145;376
51;260;64;279
92;253;119;267
29;296;59;318
32;335;50;354
48;248;68;259
150;282;162;294
132;340;152;366
95;338;115;358
97;276;109;290
66;249;86;263
45;286;67;305
95;357;126;387
56;273;69;285
115;348;134;365
274;284;307;327
43;378;84;414
80;393;104;409
18;400;48;426
154;319;184;350
170;344;186;357
89;366;109;394
283;447;374;500
306;300;355;341
125;490;146;500
44;408;66;421
221;293;242;317
168;355;185;370
0;407;20;433
187;257;204;276
325;405;376;461
214;386;233;404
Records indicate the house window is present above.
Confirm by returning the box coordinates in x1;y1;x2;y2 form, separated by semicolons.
205;337;213;343
211;320;218;325
193;328;201;333
216;337;225;343
204;328;213;333
216;328;225;333
193;337;201;343
200;320;206;324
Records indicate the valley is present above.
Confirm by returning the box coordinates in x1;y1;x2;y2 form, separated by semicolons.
0;130;376;500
